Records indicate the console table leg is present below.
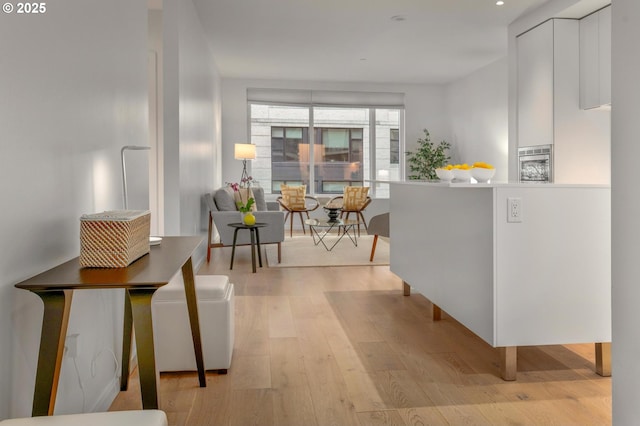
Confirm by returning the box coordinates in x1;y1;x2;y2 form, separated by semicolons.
120;290;133;391
499;346;517;381
31;289;73;416
182;257;206;387
595;342;611;376
128;288;161;409
403;281;411;296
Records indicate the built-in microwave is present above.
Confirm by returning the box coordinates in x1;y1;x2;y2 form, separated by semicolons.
518;145;552;183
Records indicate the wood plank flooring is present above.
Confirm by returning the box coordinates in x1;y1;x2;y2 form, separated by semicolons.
110;241;612;425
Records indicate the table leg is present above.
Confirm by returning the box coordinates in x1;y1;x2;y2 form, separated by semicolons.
128;288;161;410
250;228;257;273
342;224;358;247
182;257;207;387
432;304;442;321
403;281;411;296
31;289;73;416
499;346;518;381
230;227;240;270
595;342;611;376
120;290;133;391
255;227;263;268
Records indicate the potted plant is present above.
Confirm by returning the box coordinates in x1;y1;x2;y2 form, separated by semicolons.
405;129;451;180
228;180;256;225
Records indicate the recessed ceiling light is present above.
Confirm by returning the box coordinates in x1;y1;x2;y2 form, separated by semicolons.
496;1;505;5
390;15;407;22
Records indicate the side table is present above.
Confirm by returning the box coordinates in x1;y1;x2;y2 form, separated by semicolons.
305;218;358;251
228;222;267;273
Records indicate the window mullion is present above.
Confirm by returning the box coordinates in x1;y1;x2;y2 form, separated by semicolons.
369;108;376;198
309;106;315;196
399;109;406;181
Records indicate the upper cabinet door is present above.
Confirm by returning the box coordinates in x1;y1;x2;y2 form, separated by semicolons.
598;6;611;106
580;13;600;109
517;20;554;147
579;6;611;109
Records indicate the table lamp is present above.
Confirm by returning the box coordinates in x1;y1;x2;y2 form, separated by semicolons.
234;143;256;186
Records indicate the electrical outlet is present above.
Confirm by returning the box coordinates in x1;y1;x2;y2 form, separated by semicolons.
65;333;80;358
507;197;522;223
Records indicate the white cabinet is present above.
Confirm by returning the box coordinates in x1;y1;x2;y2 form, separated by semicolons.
517;19;580;148
516;14;611;185
580;6;611;109
390;182;611;378
517;20;554;147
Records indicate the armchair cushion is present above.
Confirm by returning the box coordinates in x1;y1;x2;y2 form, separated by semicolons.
280;184;306;210
214;187;237;211
213;187;268;212
344;186;370;210
252;187;268;211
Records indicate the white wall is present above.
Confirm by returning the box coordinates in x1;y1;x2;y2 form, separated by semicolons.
149;10;164;235
163;0;222;254
178;0;222;240
0;0;148;418
445;57;509;182
611;1;640;423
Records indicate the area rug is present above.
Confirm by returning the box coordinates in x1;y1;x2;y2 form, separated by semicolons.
265;235;389;268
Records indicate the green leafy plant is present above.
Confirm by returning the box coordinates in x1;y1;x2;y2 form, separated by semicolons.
237;197;255;213
405;129;451;180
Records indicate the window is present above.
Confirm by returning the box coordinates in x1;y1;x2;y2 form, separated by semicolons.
317;128;361;163
249;91;404;197
271;127;308;162
390;129;400;164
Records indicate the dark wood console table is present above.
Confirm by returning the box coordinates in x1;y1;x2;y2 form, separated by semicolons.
15;236;205;416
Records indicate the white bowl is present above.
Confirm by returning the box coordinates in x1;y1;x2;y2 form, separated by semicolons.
471;167;496;183
435;168;454;182
452;168;471;182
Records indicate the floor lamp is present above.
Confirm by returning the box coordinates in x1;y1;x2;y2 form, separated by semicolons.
121;145;151;209
234;143;256;185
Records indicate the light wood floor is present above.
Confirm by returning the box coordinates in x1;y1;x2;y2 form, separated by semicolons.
110;241;612;425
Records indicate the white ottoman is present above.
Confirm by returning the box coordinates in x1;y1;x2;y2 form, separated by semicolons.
152;274;234;373
0;410;167;425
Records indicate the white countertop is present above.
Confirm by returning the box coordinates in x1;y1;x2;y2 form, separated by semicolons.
388;180;610;189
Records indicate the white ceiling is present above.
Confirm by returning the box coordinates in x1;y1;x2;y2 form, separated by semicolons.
192;0;553;85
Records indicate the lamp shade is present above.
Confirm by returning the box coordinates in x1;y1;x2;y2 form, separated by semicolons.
234;143;256;160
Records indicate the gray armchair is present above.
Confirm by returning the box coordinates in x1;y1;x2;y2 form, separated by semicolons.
205;187;285;263
367;212;389;262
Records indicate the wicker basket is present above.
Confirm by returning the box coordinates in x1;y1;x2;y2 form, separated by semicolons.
80;210;150;268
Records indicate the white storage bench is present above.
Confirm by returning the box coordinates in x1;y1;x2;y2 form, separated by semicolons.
152;274;234;373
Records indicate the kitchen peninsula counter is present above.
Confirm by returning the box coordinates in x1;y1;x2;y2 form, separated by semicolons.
390;181;611;380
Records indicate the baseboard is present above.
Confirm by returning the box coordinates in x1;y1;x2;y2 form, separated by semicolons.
91;353;137;412
90;377;120;413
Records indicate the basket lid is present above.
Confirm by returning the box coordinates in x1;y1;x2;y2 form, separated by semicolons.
80;210;150;222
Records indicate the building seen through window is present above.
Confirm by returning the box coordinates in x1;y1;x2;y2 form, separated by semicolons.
250;104;402;197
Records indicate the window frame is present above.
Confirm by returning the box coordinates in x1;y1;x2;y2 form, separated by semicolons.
249;101;405;198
